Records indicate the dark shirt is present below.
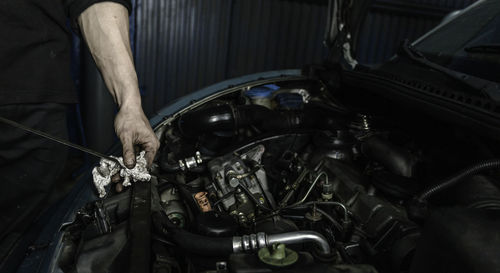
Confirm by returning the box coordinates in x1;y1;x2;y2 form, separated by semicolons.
0;0;131;105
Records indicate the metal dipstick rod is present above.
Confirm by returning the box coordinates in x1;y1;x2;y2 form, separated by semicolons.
0;116;121;166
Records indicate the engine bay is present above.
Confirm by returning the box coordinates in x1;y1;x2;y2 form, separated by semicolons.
57;77;500;273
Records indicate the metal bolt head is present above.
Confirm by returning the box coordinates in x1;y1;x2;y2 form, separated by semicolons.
229;178;240;188
195;151;203;164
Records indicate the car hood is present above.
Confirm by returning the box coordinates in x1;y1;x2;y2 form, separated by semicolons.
323;0;371;69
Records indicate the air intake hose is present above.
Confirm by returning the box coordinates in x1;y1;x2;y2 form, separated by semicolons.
361;136;418;178
178;104;237;138
177;103;337;138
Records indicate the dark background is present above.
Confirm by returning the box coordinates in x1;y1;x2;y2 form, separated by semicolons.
70;0;477;153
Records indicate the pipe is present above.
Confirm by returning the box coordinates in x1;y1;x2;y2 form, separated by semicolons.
315;207;343;233
159;146;212;173
178;103;337;139
417;159;500;201
178;104;237;138
153;212;234;256
232;231;331;255
361;136;418;178
159;160;181;172
169;229;331;256
155;212;331;256
159;145;181;172
297;201;349;222
169;229;234;256
289;172;328;207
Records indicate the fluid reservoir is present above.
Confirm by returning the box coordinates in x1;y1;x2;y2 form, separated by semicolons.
245;84;280;109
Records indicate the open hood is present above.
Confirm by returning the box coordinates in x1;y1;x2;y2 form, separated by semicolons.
324;0;371;69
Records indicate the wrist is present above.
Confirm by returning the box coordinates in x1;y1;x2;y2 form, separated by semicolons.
118;93;143;112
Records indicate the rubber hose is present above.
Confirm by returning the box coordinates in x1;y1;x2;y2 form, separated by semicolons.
167;229;234;256
177;104;237;138
153;212;234;256
178;104;283;138
159;160;181;172
361;136;418;178
418;159;500;201
159;144;212;173
159;146;181;172
178;104;308;138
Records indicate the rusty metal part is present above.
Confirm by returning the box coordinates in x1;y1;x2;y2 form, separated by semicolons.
194;192;212;212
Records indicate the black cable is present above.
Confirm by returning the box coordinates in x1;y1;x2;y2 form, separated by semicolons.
315;207;343;233
212;190;235;207
417;159;500;201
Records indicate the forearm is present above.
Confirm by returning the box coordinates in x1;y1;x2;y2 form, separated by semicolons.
77;2;159;168
78;2;140;110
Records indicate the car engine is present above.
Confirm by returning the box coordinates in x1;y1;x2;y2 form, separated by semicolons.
57;78;500;273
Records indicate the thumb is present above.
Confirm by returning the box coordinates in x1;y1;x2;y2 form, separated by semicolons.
122;137;136;169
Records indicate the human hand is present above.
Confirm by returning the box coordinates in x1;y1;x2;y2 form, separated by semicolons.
114;104;160;169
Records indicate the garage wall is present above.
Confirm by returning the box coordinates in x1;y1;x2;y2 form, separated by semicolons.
133;0;477;117
134;0;329;117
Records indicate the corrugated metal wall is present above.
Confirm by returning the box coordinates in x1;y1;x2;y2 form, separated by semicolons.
133;0;477;117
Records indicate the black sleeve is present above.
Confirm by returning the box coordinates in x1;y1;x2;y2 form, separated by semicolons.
63;0;132;34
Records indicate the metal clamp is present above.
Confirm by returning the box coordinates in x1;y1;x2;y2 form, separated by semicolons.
179;151;203;171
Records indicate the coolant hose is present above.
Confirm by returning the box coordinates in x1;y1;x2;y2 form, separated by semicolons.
231;231;331;255
167;230;332;256
169;229;234;256
153;212;331;256
153;212;233;256
417;159;500;201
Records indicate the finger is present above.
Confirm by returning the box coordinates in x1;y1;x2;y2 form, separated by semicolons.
142;137;160;168
144;149;156;168
143;145;156;168
115;183;124;193
121;136;136;169
111;173;121;183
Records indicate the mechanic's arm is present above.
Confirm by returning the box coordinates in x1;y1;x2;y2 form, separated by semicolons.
78;2;159;168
